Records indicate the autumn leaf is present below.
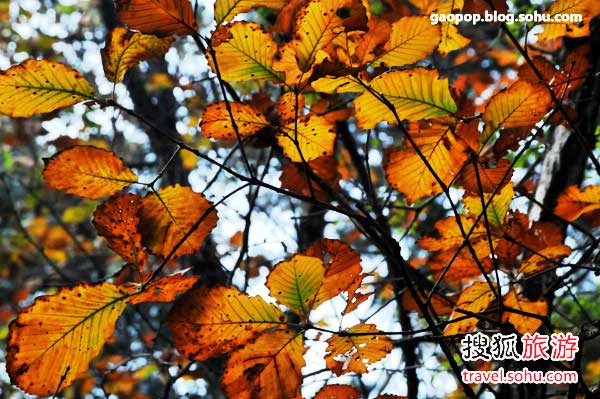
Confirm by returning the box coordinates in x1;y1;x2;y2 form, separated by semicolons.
280;156;341;201
277;114;336;162
138;185;218;258
371;16;440;68
267;254;325;316
418;216;488;253
214;0;286;24
537;0;591;41
463;183;514;227
428;0;471;55
6;282;131;396
167;285;285;360
482;80;552;141
444;282;496;336
385;119;468;203
211;22;284;83
101;27;174;83
354;68;457;129
43;146;138;199
222;329;304;399
314;384;361;399
311;75;366;94
461;159;513;194
93;193;148;268
115;0;198;36
517;245;572;276
0;60;94;117
200;101;268;139
502;290;547;335
554;185;600;221
325;323;392;375
277;91;304;123
127;272;199;304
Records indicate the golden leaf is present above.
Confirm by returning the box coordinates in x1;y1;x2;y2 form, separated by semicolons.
463;183;514;227
277;114;336;162
200;101;268;139
444;282;496;336
502;290;547;335
215;0;286;24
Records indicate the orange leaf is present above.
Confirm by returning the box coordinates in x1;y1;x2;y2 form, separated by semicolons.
280;156;341;201
385;119;468;203
444;282;496;336
138;185;217;258
325;323;392;375
277;91;304;123
93;193;147;268
418;216;488;253
277;115;336;162
167;285;285;361
517;245;572;277
200;101;268;139
101;27;174;83
7;282;131;396
502;290;547;335
0;59;94;118
461;158;513;194
43;146;137;199
482;80;551;140
115;0;198;36
222;329;304;399
128;272;199;304
537;0;591;41
314;384;361;399
555;185;600;221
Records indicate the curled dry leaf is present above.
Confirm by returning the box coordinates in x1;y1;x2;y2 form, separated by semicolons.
43;146;138;200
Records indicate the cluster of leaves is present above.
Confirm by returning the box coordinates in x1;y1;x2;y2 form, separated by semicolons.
1;0;600;397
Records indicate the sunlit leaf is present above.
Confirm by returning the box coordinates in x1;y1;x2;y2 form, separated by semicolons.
314;384;361;399
438;23;470;56
211;22;284;83
43;146;137;200
354;68;457;129
461;159;513;194
215;0;286;24
502;290;547;335
444;281;496;336
6;282;130;396
0;60;94;117
267;254;324;316
138;185;218;258
115;0;198;36
554;185;600;221
280;156;341;201
277;114;336;162
325;323;392;375
311;75;365;94
463;183;514;227
200;101;268;139
128;272;199;304
517;245;572;276
167;285;285;360
385;119;468;203
371;16;440;67
482;80;551;140
101;27;174;83
537;0;591;41
93;193;147;268
222;329;304;399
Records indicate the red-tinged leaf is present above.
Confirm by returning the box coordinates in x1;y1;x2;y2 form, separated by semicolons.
128;272;199;304
167;286;285;361
93;193;147;269
200;101;268;139
138;185;218;258
115;0;198;36
325;323;392;375
461;158;513;194
502;290;547;335
7;282;131;396
444;282;496;336
555;185;600;221
314;384;361;399
280;156;341;201
222;329;304;399
43;146;137;200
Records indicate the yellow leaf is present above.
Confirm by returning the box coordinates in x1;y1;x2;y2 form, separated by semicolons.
222;329;304;399
555;185;600;221
0;60;94;117
211;22;284;83
266;254;325;316
325;323;392;375
215;0;286;24
138;185;218;258
115;0;198;36
200;101;268;139
6;282;130;396
444;282;496;336
311;75;365;94
463;183;514;227
43;146;137;200
277;114;336;162
354;68;457;129
101;27;174;83
371;16;440;67
537;0;591;41
385;120;468;203
517;245;572;276
502;290;547;335
438;23;470;55
482;80;551;140
168;286;285;361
